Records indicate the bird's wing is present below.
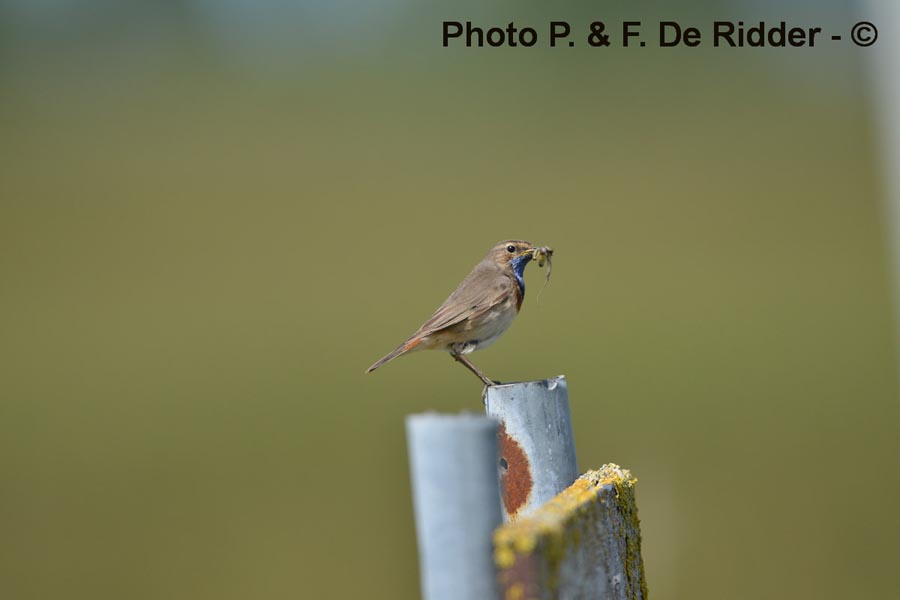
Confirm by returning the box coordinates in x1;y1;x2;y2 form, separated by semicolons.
416;262;514;335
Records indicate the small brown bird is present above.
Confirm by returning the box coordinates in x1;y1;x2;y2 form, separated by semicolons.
366;240;553;385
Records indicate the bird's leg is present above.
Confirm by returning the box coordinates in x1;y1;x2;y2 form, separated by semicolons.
449;351;496;386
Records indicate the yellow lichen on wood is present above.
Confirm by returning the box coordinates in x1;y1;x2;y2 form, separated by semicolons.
493;464;636;564
505;583;524;600
493;464;646;600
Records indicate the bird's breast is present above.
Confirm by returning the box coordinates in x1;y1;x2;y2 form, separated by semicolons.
458;294;518;352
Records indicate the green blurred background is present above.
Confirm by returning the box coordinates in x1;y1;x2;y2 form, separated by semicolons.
2;1;898;598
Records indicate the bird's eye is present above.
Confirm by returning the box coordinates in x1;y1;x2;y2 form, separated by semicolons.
506;245;516;253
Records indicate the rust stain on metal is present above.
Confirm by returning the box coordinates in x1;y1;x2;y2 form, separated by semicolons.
498;422;532;518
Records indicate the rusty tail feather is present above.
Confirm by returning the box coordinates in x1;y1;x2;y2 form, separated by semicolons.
366;337;423;373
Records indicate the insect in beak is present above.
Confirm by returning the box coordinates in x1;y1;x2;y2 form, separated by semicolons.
532;246;553;269
528;246;553;305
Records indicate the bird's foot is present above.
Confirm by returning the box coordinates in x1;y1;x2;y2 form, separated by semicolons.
481;378;501;398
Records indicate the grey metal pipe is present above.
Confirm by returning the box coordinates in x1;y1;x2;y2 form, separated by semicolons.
405;413;502;600
484;376;578;521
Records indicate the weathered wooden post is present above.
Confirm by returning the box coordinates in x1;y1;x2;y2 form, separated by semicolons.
493;464;648;600
405;413;503;600
484;376;579;521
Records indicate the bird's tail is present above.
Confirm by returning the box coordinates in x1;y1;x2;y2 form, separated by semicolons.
366;337;423;373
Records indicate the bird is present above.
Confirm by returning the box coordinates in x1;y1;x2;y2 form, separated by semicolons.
366;240;553;386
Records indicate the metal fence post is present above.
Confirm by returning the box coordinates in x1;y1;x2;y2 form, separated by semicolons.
484;376;579;521
405;413;503;600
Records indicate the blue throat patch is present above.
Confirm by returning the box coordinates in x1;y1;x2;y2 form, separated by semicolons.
510;254;531;295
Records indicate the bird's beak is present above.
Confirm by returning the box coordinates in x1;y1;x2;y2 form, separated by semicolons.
515;249;535;263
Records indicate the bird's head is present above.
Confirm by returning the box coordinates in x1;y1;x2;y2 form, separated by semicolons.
488;240;553;276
